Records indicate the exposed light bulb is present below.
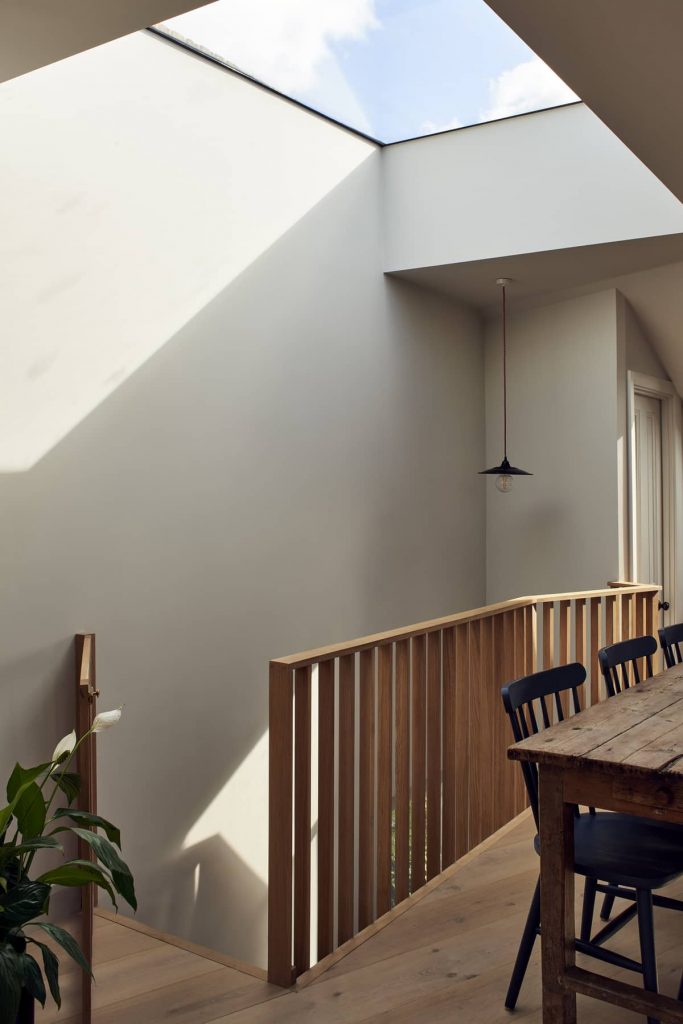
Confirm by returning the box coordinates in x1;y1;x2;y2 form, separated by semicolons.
496;473;513;493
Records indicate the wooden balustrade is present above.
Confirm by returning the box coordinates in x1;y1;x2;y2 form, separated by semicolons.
267;584;660;986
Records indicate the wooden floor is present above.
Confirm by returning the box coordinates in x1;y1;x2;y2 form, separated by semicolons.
37;813;683;1022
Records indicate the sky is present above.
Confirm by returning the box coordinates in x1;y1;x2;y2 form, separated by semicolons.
160;0;579;143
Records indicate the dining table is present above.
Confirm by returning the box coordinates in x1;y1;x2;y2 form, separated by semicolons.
508;660;683;1024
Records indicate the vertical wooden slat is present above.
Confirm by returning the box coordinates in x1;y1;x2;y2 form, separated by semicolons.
358;649;376;931
293;666;311;975
410;635;426;892
575;598;586;670
337;654;355;945
480;617;496;841
75;634;96;1023
454;623;470;859
525;603;538;674
645;591;655;636
542;602;555;671
268;661;294;986
558;601;570;664
377;644;393;915
605;594;617;648
558;600;570;716
317;660;335;960
500;611;517;819
426;631;442;880
635;593;645;635
542;602;556;724
468;620;484;847
636;592;647;677
589;598;602;706
492;614;505;829
442;627;456;867
646;591;660;673
635;593;647;678
513;610;527;813
622;592;633;643
394;640;410;903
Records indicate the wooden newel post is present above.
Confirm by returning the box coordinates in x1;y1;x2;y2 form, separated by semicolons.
75;634;97;1024
267;662;295;986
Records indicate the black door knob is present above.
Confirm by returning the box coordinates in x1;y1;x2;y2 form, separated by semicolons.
659;600;670;611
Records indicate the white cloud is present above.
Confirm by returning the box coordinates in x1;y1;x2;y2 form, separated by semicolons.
483;57;578;122
162;0;379;94
420;114;462;136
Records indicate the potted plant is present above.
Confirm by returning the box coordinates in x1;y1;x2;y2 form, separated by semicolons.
0;710;135;1023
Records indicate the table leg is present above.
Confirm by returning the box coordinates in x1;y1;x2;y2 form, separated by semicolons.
539;764;576;1023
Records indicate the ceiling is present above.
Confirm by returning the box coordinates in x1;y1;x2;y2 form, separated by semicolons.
392;234;683;310
0;0;215;84
392;236;683;397
485;0;683;203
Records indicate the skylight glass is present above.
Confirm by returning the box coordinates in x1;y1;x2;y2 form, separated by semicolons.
157;0;578;144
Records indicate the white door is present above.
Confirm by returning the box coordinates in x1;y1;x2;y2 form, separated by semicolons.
633;393;664;591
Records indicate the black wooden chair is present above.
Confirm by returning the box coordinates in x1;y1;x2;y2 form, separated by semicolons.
598;635;658;696
501;662;683;1021
659;623;683;668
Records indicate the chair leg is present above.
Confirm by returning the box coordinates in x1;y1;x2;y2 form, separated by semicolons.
636;889;659;1024
580;877;598;943
600;891;616;921
505;877;541;1011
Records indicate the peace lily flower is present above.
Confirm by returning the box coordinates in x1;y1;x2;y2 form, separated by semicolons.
52;729;77;762
92;707;122;732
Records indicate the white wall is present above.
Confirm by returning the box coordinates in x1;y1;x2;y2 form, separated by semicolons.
0;32;375;472
0;33;485;966
485;290;620;602
382;103;683;273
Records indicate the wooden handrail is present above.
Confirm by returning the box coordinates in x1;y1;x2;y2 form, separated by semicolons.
272;584;659;669
267;583;661;987
75;633;97;1024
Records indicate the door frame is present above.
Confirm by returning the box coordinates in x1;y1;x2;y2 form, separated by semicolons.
627;370;682;622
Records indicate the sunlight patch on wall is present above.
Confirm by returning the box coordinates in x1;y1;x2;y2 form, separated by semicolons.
0;30;375;471
183;730;269;884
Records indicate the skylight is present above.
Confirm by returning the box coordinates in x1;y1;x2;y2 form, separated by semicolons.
156;0;578;145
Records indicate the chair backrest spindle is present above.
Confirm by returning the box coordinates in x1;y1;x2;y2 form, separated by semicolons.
598;635;657;697
659;623;683;669
501;663;586;828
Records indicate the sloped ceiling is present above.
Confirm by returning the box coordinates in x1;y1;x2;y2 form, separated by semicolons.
0;0;215;83
485;0;683;203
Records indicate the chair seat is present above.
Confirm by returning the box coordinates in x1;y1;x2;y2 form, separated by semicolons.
533;812;683;889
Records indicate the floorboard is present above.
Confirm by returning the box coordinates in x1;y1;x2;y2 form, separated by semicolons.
34;813;683;1022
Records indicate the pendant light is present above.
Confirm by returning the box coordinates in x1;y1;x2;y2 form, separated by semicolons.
479;278;532;492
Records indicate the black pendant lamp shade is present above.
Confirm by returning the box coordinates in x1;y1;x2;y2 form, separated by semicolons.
480;456;532;477
479;278;532;491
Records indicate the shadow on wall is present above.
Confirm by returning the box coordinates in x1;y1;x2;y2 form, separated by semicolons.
144;836;267;968
0;154;485;968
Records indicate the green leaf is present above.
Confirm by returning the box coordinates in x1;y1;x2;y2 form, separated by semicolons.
51;772;80;805
0;783;41;839
30;923;92;978
0;943;22;1024
0;880;50;930
0;836;61;861
69;829;136;910
36;860;118;908
52;807;120;848
21;951;46;1007
28;939;60;1009
14;782;46;840
7;763;51;804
